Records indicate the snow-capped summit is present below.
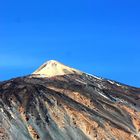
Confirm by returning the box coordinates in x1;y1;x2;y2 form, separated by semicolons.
32;60;82;77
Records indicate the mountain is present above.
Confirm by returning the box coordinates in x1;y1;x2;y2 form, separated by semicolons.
0;60;140;140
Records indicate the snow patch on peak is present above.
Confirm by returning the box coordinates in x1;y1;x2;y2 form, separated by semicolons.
32;60;83;77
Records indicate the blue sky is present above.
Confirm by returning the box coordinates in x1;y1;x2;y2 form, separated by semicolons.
0;0;140;87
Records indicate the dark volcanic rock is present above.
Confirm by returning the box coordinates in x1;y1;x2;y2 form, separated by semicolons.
0;60;140;140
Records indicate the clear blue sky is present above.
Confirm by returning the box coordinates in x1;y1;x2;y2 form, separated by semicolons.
0;0;140;87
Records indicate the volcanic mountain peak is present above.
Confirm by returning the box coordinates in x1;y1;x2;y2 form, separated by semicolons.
32;60;83;77
1;60;140;140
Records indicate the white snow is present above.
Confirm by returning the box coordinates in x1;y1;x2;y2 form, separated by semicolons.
97;92;110;100
0;108;4;113
75;79;87;85
107;80;122;87
85;72;102;80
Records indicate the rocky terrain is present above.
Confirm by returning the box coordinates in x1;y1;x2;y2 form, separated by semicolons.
0;60;140;140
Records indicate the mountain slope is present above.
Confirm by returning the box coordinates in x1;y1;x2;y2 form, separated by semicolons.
0;60;140;140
